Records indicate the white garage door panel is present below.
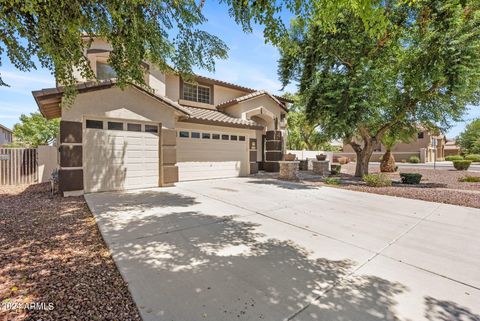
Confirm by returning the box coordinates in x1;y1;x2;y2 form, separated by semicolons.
84;127;159;193
177;137;248;181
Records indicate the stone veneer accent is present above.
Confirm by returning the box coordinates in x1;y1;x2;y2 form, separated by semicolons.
312;160;330;176
59;120;84;193
278;161;299;180
264;130;283;172
161;128;178;186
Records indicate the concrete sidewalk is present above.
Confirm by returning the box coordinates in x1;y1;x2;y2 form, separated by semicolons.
86;177;480;321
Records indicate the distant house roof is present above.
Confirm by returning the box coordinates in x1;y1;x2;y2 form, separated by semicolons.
178;106;263;129
32;80;191;119
0;124;12;133
216;90;288;112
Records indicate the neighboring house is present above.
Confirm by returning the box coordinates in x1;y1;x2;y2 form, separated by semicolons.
32;38;290;195
444;139;461;156
342;129;446;162
0;124;13;146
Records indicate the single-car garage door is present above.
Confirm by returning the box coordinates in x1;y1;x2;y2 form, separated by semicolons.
177;130;249;181
83;119;159;193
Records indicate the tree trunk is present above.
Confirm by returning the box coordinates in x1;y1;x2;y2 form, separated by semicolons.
354;145;374;177
380;150;396;172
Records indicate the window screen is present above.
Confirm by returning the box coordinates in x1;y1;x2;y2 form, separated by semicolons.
86;120;103;129
108;121;123;130
221;134;229;140
191;132;200;138
182;82;211;104
202;133;211;139
230;135;238;141
212;134;220;140
239;136;246;141
127;123;142;132
179;131;189;138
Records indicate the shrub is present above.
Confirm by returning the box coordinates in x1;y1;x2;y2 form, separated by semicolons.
330;164;342;175
363;173;392;187
324;177;341;185
453;160;472;170
458;176;480;182
465;154;480;162
408;155;420;163
445;155;464;161
400;173;422;184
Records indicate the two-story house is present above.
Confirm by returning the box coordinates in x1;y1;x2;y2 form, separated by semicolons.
342;128;446;162
33;38;290;195
0;124;13;146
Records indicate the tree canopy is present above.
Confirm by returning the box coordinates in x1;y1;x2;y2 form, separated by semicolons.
1;0;392;100
12;113;60;147
279;0;480;176
457;118;480;155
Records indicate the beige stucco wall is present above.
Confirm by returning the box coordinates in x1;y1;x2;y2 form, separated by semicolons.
165;74;181;102
225;96;284;131
62;87;177;129
213;85;247;105
148;65;167;96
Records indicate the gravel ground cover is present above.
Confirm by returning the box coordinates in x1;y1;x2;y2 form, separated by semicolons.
304;163;480;208
0;183;141;321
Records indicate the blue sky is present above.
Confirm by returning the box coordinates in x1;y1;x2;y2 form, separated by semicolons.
0;2;478;138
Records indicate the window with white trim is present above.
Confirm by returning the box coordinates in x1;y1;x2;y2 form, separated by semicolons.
182;82;211;104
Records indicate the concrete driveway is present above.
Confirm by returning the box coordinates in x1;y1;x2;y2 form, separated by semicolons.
85;177;480;321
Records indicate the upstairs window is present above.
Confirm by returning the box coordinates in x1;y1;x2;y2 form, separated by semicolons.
182;82;211;104
96;61;117;80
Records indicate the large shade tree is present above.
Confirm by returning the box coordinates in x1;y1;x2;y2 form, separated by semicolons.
1;0;391;101
12;113;60;147
457;118;480;155
279;0;480;176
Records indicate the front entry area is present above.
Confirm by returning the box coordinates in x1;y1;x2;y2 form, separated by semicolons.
83;118;160;193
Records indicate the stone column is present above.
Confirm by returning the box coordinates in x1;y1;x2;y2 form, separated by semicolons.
278;161;299;180
264;130;282;172
312;160;330;176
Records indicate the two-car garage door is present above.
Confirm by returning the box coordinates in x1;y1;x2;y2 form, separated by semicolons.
176;130;249;181
83;119;159;193
83;119;250;192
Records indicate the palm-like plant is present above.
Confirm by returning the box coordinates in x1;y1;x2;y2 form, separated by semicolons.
380;124;417;172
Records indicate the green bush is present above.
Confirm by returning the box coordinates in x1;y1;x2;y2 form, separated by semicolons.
324;177;341;185
400;173;422;184
408;155;420;163
465;154;480;162
330;164;342;175
363;173;392;187
453;160;472;170
445;155;464;161
458;176;480;182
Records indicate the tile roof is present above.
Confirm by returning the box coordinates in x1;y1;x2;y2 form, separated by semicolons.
189;75;293;104
180;106;263;129
32;80;191;119
216;90;288;112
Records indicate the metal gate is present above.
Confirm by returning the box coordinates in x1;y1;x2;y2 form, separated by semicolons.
0;148;38;185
